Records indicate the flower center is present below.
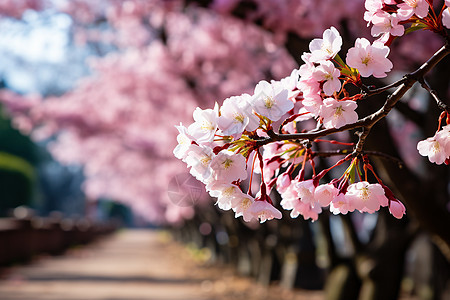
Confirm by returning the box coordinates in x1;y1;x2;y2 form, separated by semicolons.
233;113;245;124
431;141;441;153
360;187;371;201
334;105;344;117
361;55;372;66
177;135;190;145
222;158;234;169
264;96;275;109
200;155;212;166
201;120;215;131
241;198;252;210
223;186;236;197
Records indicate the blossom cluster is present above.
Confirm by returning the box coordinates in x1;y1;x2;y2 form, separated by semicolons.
365;0;450;44
174;0;450;224
173;20;417;223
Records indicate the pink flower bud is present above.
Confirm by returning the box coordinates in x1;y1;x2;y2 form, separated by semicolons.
389;200;406;219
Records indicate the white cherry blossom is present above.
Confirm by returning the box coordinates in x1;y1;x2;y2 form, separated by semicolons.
218;93;259;138
210;150;248;183
188;103;219;144
417;136;448;165
309;26;343;63
185;144;215;183
173;123;193;161
250;80;293;121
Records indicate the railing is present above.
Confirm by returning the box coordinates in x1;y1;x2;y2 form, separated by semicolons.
0;210;117;266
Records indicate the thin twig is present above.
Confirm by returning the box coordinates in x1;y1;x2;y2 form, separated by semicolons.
312;150;404;167
418;77;450;113
361;76;408;98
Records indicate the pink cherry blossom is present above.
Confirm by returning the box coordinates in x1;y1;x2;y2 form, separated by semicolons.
231;193;256;222
311;61;342;96
330;193;354;215
346;38;393;78
309;26;343;63
276;172;292;194
248;200;282;223
346;181;388;212
314;183;339;207
371;12;405;37
301;90;323;117
397;0;429;21
320;98;358;129
290;201;322;221
294;179;316;204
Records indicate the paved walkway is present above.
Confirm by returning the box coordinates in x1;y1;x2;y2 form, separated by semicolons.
0;230;323;300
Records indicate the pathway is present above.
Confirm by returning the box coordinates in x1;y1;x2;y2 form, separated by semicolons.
0;230;323;300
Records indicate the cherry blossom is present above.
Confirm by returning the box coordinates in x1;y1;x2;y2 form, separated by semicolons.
210;150;248;183
218;94;259;138
346;182;389;212
346;38;393;78
371;12;404;37
314;183;339;207
435;125;450;154
311;61;342;96
320;98;358;129
250;80;293;121
248;200;282;223
443;6;450;29
291;201;322;221
397;0;429;21
173;124;193;160
208;182;243;211
188;104;219;145
417;136;448;165
185;144;215;183
330;193;354;215
231;192;255;222
294;179;316;204
308;26;343;63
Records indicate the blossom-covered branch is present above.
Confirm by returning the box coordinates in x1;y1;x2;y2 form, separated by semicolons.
175;0;450;224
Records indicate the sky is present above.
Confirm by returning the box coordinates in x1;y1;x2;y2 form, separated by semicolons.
0;9;88;95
